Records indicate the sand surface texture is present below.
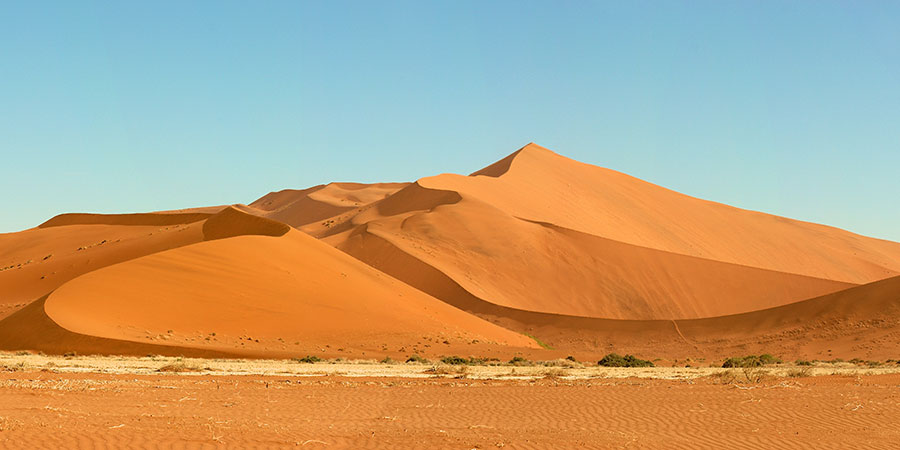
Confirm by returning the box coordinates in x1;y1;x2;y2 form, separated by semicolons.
0;367;898;449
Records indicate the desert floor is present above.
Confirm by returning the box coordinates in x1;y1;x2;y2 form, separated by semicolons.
1;353;899;449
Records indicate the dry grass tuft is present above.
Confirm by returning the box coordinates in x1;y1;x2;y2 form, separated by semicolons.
157;362;203;373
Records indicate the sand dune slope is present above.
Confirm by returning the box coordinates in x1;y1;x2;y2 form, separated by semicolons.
249;182;409;228
7;208;535;357
306;143;900;321
0;213;212;318
523;274;900;361
423;143;900;283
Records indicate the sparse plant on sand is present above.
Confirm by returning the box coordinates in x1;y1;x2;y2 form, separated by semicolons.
157;362;202;373
425;365;468;376
508;356;531;366
293;355;322;364
598;353;654;368
440;356;485;365
405;354;429;364
787;367;813;378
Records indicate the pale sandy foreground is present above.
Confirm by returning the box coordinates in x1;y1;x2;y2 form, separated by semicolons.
2;354;900;449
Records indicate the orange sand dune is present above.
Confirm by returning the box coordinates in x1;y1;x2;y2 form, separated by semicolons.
421;143;900;283
4;142;899;361
332;193;854;319
305;143;900;322
0;207;286;320
0;216;208;317
250;182;409;228
483;274;900;361
5;208;535;357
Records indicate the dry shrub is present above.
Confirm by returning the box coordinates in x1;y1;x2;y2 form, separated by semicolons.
710;370;740;384
742;367;770;383
786;367;813;378
157;362;202;373
709;368;770;384
541;368;569;380
424;365;468;376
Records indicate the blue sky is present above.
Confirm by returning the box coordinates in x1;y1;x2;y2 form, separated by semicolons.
2;1;899;241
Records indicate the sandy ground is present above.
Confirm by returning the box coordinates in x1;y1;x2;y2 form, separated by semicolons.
2;354;900;449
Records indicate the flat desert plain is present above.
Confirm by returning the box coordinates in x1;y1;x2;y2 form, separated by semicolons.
2;353;900;449
2;144;900;448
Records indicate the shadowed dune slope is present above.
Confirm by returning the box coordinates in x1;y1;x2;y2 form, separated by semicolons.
334;205;855;319
334;231;900;359
26;212;535;356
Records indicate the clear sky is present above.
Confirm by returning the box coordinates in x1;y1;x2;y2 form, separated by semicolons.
2;1;898;241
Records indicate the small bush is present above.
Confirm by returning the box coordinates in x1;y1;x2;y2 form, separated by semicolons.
565;355;577;362
541;368;568;380
787;367;812;378
440;356;485;365
406;354;429;364
157;363;201;373
508;356;530;366
441;356;469;365
293;355;322;364
598;353;654;368
380;357;394;364
795;359;813;366
425;365;468;376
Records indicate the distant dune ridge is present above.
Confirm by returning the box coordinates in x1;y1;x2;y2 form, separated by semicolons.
2;143;899;360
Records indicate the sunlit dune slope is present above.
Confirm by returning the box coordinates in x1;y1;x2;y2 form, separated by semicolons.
0;212;212;318
19;208;535;357
420;143;900;283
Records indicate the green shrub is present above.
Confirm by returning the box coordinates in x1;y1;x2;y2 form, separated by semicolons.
508;356;531;366
597;353;654;368
406;354;429;364
440;356;487;365
440;356;470;365
795;359;813;366
293;355;322;364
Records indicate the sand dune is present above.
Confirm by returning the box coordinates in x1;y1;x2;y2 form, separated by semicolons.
422;144;900;283
2;143;899;361
0;213;211;318
249;182;409;228
333;194;854;319
311;144;900;321
4;208;535;358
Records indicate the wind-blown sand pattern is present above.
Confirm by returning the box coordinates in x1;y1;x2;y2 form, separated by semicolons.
1;364;898;449
1;143;899;447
